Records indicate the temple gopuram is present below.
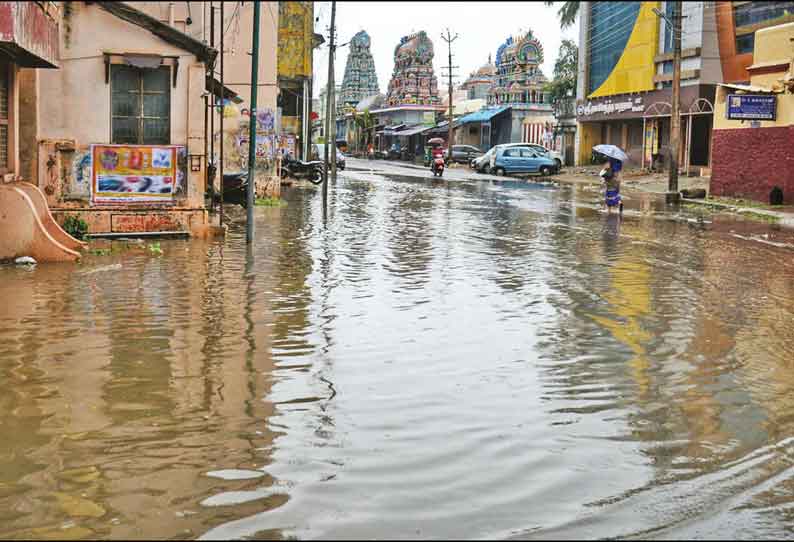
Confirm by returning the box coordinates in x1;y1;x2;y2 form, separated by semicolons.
488;31;549;106
339;31;380;110
386;31;440;106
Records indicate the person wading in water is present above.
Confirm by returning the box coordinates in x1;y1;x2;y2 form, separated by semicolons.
600;158;624;214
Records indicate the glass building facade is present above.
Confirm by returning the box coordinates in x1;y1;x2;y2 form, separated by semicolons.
587;2;641;95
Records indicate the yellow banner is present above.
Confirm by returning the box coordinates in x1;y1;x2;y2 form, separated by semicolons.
91;145;178;204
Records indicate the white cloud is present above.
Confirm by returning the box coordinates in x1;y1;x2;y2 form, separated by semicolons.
312;1;579;98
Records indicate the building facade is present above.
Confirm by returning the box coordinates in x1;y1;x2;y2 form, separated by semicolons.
711;21;794;203
461;57;495;101
575;1;794;169
33;2;218;235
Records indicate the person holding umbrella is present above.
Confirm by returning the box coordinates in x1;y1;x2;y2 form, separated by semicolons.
594;145;628;214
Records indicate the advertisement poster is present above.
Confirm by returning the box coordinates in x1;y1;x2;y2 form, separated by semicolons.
644;119;658;165
91;145;179;204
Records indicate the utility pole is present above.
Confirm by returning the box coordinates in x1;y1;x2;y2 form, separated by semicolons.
668;0;682;203
441;29;459;152
219;1;225;227
209;2;216;210
246;0;261;244
323;0;336;209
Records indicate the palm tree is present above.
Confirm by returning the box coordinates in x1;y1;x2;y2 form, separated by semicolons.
544;1;579;30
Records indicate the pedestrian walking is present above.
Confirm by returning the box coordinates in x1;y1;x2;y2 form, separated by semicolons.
600;159;623;214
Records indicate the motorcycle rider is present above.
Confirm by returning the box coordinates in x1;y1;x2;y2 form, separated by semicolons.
430;144;445;176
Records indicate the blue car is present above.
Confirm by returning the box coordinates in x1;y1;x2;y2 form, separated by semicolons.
491;146;559;177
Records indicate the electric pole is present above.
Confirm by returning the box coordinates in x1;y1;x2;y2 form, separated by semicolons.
668;0;682;203
323;0;336;209
441;29;459;151
246;0;261;244
219;1;224;227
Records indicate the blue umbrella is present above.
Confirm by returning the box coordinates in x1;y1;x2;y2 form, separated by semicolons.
593;144;629;163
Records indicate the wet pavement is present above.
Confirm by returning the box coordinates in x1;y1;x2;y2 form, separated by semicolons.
2;169;794;539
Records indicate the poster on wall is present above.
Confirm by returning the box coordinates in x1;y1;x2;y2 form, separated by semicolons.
90;144;179;204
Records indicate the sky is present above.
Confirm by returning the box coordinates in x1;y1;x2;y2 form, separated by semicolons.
312;1;580;100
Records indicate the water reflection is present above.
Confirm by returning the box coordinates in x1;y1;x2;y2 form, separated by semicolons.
3;172;794;539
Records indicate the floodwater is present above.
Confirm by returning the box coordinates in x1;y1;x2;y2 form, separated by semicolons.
3;173;794;540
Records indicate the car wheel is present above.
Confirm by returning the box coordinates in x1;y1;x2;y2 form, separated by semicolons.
494;167;505;177
540;166;551;177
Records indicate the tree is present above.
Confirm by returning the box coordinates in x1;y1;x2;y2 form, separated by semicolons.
544;39;578;104
353;108;376;153
544;1;579;30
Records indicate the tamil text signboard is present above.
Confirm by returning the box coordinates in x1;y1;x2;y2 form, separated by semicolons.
91;144;179;204
726;95;776;121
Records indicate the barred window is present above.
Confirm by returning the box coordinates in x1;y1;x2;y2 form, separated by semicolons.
0;59;8;172
111;65;171;144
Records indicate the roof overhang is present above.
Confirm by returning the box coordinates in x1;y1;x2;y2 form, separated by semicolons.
206;76;243;104
0;2;59;68
718;82;780;94
95;2;217;65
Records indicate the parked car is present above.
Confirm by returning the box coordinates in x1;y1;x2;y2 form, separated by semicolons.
472;147;498;173
526;144;563;170
488;142;562;172
311;143;346;170
491;146;559;177
445;145;484;164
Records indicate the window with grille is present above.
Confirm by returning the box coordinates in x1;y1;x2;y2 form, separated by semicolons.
0;59;8;172
111;65;171;145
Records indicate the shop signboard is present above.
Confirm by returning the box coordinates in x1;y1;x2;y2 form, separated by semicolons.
726;95;776;121
422;111;436;126
91;144;179;204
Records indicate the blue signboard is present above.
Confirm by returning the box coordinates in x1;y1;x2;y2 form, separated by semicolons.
726;94;777;121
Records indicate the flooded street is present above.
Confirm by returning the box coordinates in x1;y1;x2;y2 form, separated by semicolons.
3;171;794;540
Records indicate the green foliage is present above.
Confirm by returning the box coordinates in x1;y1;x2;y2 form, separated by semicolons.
544;39;578;104
89;248;111;256
62;215;88;240
544;1;580;30
255;197;286;207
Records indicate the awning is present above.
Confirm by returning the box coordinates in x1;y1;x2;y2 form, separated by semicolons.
206;76;244;104
426;120;461;133
394;124;431;137
457;106;511;125
718;83;779;94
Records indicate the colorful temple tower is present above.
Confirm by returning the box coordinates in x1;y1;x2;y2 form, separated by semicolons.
339;31;380;110
462;55;496;101
488;31;549;107
386;31;440;106
487;30;554;147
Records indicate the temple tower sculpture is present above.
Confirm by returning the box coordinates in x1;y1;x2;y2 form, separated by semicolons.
488;30;548;106
386;31;440;106
339;31;380;110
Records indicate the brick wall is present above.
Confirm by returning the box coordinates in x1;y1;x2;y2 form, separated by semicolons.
710;126;794;204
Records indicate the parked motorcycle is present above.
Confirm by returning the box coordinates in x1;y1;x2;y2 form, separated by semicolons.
280;157;325;185
386;145;402;161
400;148;415;162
